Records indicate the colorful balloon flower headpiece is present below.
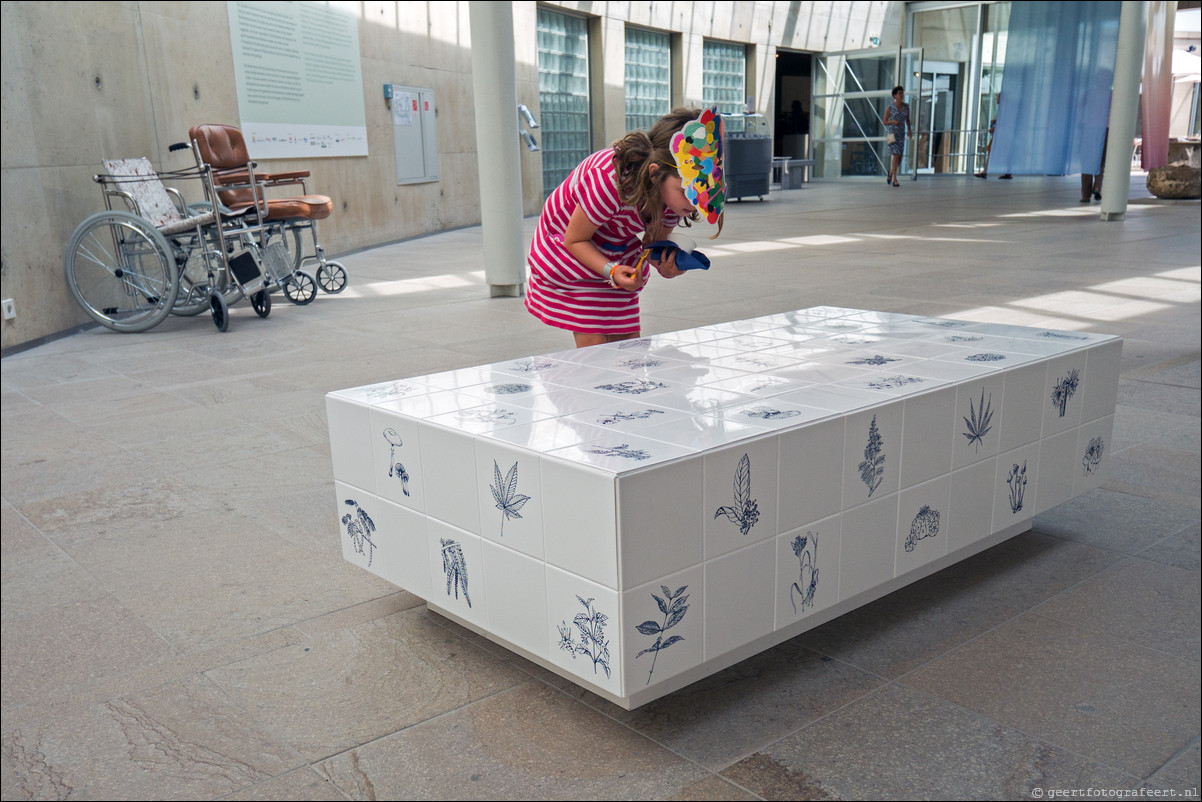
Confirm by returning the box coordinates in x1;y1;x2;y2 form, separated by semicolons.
670;107;725;225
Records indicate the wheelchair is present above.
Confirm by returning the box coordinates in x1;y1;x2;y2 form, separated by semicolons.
186;124;348;301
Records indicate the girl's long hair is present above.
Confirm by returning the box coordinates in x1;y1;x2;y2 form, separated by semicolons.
611;107;724;237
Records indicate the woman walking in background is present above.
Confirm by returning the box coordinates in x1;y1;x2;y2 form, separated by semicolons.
884;85;912;187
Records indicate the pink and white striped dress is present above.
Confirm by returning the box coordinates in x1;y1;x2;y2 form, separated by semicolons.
525;149;678;335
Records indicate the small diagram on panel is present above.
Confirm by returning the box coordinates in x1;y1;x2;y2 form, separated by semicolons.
715;453;760;536
905;505;941;552
383;428;410;496
789;532;820;615
1082;437;1105;476
595;379;667;395
596;409;665;426
1006;461;1028;513
458;408;518;427
635;584;689;686
486;383;532;395
866;376;925;390
966;353;1007;362
557;596;611;678
440;538;471;607
741;405;802;421
1050;368;1080;417
584;443;652;461
848;354;900;366
962;389;995;453
342;499;377;567
489;459;531;536
858;415;886;497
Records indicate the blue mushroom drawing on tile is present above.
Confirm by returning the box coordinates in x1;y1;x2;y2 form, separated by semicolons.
440;538;471;608
635;585;689;685
962;389;994;453
715;453;760;535
1006;461;1028;513
1051;369;1080;417
342;499;377;567
1082;437;1105;476
382;428;410;496
489;459;531;536
790;533;819;615
859;415;886;497
557;596;611;678
905;505;941;552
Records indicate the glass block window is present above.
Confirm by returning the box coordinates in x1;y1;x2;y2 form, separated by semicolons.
537;8;591;196
625;27;671;132
702;40;746;115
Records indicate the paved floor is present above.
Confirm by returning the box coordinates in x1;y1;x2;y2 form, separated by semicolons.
2;175;1199;801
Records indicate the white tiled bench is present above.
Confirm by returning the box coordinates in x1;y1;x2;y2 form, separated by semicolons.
326;307;1121;709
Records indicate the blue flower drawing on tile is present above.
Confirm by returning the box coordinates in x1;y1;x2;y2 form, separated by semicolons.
440;538;471;607
584;443;652;461
596;409;665;426
849;354;900;366
1006;461;1028;513
966;353;1006;362
487;383;532;395
458;408;518;426
595;379;667;395
962;389;994;453
557;596;611;678
342;499;377;566
1082;437;1105;476
1038;331;1089;341
945;334;983;343
790;532;819;615
382;428;410;496
489;459;531;536
905;505;941;552
617;357;664;369
1051;369;1080;417
741;405;802;421
867;375;925;390
715;453;760;535
635;585;689;686
859;415;886;497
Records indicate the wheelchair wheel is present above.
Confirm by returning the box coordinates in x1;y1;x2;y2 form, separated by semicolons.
317;261;348;294
209;289;230;332
283;270;317;305
250;289;271;318
64;210;179;333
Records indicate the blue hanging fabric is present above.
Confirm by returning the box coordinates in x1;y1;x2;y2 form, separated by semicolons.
990;2;1122;176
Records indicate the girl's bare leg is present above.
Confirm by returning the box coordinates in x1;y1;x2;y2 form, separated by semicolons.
573;331;641;348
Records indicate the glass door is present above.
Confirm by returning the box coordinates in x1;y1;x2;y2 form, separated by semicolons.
915;63;958;174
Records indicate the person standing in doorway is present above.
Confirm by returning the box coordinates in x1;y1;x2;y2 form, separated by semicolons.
975;93;1013;179
884;85;912;187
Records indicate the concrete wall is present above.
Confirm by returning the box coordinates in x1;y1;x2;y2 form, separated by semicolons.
0;1;897;350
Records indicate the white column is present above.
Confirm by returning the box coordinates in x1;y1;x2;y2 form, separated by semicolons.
469;1;526;296
1100;0;1148;221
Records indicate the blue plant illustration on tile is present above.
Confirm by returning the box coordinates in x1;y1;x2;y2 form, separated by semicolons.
382;428;410;496
742;405;802;421
832;335;876;346
790;532;819;615
617;357;664;369
584;443;652;461
966;353;1007;362
557;596;611;678
1038;330;1089;341
715;453;760;535
905;505;941;552
342;499;377;566
596;409;665;426
489;459;531;536
440;538;471;608
1082;437;1105;476
962;389;994;453
859;415;886;497
363;382;423;402
635;585;689;685
921;319;970;328
823;320;861;330
866;376;924;390
746;377;787;393
1006;461;1028;513
849;354;900;366
1051;369;1080;417
945;334;983;343
616;338;651;350
595;379;667;395
508;359;556;373
734;356;778;369
487;383;532;395
457;408;518;426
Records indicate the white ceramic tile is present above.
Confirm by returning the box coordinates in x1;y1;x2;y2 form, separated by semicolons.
565;402;688;434
703;539;776;660
775;514;841;632
491;386;614;418
895;476;951;578
947;457;998;553
1033;429;1079;516
427;519;486;627
976;335;1078;357
375;498;431;598
1017;328;1113;346
380;388;493;419
914;356;1012;380
651;362;757;388
823;332;890;348
335;483;386;579
482;540;548;658
637;414;767;451
994;443;1041;534
837;493;899;602
367;407;425;510
835;371;946;398
456;378;547;407
330;378;434;405
779;416;845;531
1074;414;1115;497
900;386;956;489
621;565;704;691
910;316;978;331
778;384;881;414
481;418;610;452
425;402;550;435
872;339;966;360
646;385;754;415
488;355;574;380
1081;339;1123;423
474;439;544;559
650;328;742;346
326;395;375;495
722;400;831;431
919;330;992;348
998;362;1048;451
547;566;622;696
550;433;696;473
715;332;794;351
702;373;813;398
587;375;680;401
705;437;781;558
540;458;618;588
618;458;704;587
820;350;926;372
842;403;903;509
772;361;872;386
709;352;803;373
417;421;480;533
419;365;512;390
952;374;1007;470
1042;353;1089;436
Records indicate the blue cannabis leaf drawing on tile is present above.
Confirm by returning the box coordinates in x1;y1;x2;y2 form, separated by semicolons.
946;334;983;343
635;584;689;685
1082;437;1105;476
859;415;886;497
962;389;994;453
867;376;924;390
440;538;471;607
966;353;1006;362
597;409;665;426
383;428;410;496
458;408;518;426
487;383;532;395
342;499;377;566
742;405;802;420
595;379;667;395
905;505;941;552
1051;369;1080;417
1038;331;1089;341
490;459;531;536
715;453;760;535
584;443;652;461
1007;461;1028;513
560;596;611;678
849;354;900;366
790;533;819;615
